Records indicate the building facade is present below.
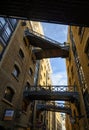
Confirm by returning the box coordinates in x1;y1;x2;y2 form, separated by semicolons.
29;22;54;130
66;26;89;130
0;18;56;130
55;113;62;130
0;18;38;130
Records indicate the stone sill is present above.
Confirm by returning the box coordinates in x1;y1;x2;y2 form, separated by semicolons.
2;98;14;107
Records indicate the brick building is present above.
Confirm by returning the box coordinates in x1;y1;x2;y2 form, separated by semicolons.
27;22;54;130
0;18;39;130
0;18;55;130
66;26;89;130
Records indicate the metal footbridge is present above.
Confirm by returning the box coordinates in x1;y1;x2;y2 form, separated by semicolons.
24;29;69;59
23;86;79;103
37;102;72;115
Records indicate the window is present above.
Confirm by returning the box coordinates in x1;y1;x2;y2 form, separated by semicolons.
4;87;14;102
78;27;83;35
9;18;17;27
29;67;33;76
0;18;6;29
25;82;30;91
0;18;12;43
19;49;24;59
85;38;89;59
0;18;18;46
2;25;11;43
78;27;84;39
12;64;20;78
83;90;89;117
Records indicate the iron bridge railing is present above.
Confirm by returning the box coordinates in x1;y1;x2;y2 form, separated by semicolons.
36;102;72;115
23;85;79;102
24;29;69;50
24;85;77;92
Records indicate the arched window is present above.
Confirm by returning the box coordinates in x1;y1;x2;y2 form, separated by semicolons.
29;67;33;76
19;48;24;59
4;87;14;102
85;38;89;59
12;64;20;78
25;82;31;91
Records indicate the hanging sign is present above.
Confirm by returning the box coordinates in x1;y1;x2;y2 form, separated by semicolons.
3;109;14;120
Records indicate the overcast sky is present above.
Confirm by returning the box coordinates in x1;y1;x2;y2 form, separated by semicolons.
41;22;68;85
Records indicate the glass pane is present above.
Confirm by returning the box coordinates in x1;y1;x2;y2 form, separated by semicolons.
4;87;14;102
12;65;20;77
0;17;5;25
6;27;11;36
13;69;18;77
0;18;6;30
29;68;33;76
10;19;17;26
2;26;11;42
19;49;24;58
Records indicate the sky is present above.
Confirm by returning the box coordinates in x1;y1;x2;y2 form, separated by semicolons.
41;22;68;85
41;23;67;130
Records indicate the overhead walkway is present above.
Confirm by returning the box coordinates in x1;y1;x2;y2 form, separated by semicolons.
0;1;89;26
24;29;69;59
23;86;79;103
36;103;72;115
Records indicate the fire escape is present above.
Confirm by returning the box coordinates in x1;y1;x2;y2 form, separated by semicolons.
23;28;80;117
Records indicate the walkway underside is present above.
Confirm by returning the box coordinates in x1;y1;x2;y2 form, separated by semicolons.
23;86;79;102
24;29;69;59
24;91;79;102
37;104;71;115
32;49;69;59
0;1;89;26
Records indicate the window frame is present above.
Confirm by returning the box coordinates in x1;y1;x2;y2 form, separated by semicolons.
78;27;85;40
4;87;14;102
25;82;31;91
29;67;33;76
12;64;20;78
85;38;89;59
19;48;24;59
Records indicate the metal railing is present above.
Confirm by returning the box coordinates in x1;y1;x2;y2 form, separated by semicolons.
24;28;69;50
43;101;71;109
24;85;77;92
36;102;71;114
23;85;79;102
